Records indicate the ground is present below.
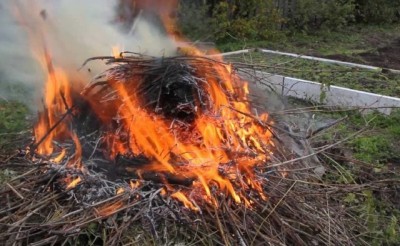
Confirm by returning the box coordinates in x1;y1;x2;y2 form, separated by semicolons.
1;24;400;245
327;37;400;70
225;51;400;98
219;24;400;70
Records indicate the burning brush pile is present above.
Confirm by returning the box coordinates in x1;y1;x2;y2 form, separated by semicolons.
34;52;276;209
0;1;369;245
1;51;355;245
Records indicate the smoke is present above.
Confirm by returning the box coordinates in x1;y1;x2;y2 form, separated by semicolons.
0;1;42;104
0;0;178;106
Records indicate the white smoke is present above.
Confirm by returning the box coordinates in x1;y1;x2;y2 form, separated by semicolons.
0;0;178;106
0;1;42;103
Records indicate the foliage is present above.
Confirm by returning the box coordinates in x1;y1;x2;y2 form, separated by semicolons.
178;0;400;42
210;0;284;42
178;1;212;41
355;0;400;24
178;0;284;43
287;0;355;32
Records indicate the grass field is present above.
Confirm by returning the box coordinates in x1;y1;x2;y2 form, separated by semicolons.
218;24;400;58
225;51;400;98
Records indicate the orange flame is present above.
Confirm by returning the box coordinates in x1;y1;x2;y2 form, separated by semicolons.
98;60;272;204
50;149;67;163
12;1;84;157
66;177;82;189
171;191;199;211
112;45;122;58
130;180;140;189
96;201;124;217
34;61;73;156
68;133;83;170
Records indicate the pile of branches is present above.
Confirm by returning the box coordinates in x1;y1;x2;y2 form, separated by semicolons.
81;54;217;122
0;54;393;245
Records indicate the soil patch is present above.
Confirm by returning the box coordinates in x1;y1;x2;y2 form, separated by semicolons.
327;38;400;70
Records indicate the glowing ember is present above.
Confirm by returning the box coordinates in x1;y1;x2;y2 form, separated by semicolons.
50;149;67;163
116;187;125;194
130;180;140;189
280;168;289;178
96;201;124;217
66;177;82;189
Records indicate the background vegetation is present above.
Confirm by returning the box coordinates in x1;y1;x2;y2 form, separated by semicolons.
178;0;400;43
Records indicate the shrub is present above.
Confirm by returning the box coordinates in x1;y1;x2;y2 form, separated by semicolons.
211;0;284;42
287;0;355;32
178;0;399;42
354;0;400;23
178;1;213;41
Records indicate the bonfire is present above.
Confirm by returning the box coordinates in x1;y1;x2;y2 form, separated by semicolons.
2;1;396;245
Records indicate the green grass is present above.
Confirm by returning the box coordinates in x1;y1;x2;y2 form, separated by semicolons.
309;108;400;245
0;101;29;134
225;51;400;97
315;109;400;165
0;100;29;153
345;111;400;164
349;111;400;163
217;24;400;57
0;100;29;184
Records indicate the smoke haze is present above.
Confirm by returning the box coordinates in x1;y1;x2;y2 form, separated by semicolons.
0;0;177;106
